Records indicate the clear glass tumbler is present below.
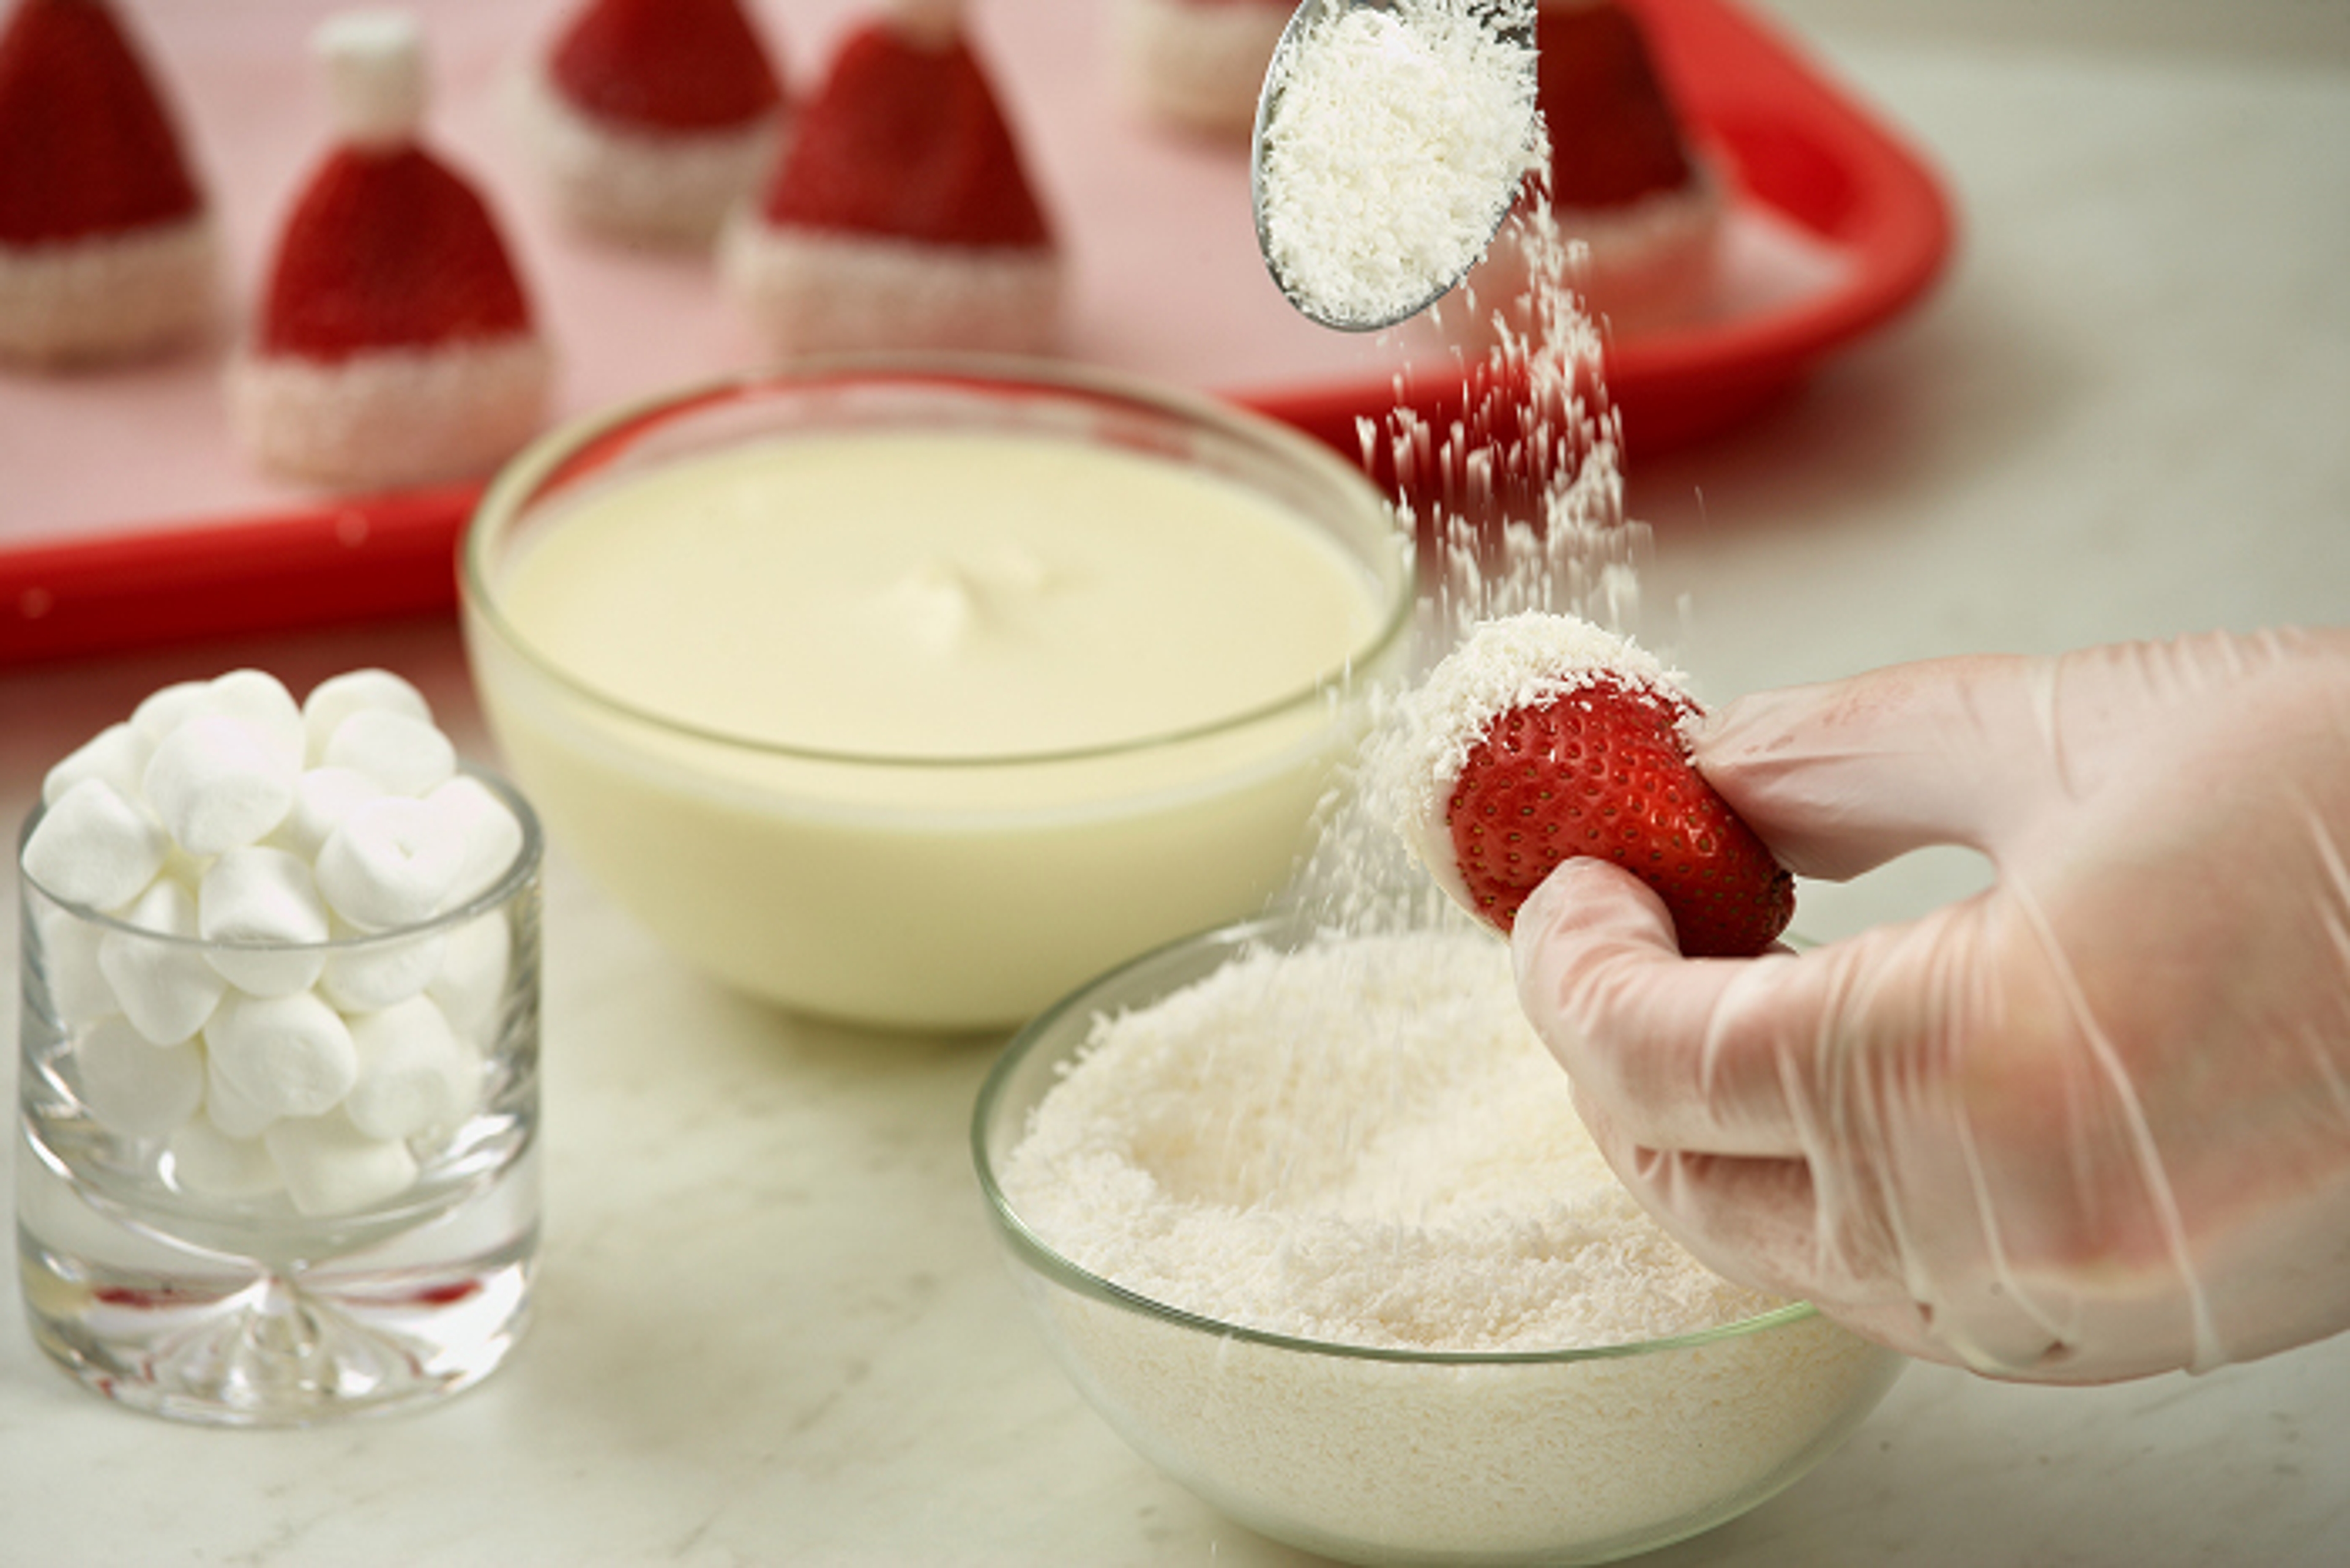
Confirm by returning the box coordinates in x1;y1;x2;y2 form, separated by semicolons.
15;768;542;1425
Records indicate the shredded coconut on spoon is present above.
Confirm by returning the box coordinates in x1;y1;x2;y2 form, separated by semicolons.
1253;0;1542;330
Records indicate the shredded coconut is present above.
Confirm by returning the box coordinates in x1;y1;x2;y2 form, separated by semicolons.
226;334;551;490
1002;927;1777;1351
717;220;1062;357
0;215;218;367
1257;0;1541;327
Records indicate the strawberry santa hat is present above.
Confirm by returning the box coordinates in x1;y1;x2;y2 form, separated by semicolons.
1110;0;1294;141
1457;0;1723;340
0;0;218;366
513;0;789;245
718;0;1061;358
228;9;551;493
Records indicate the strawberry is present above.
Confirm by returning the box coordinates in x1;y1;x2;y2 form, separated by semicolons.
1425;619;1792;957
756;17;1051;248
547;0;785;133
255;144;533;363
0;0;204;245
1533;1;1696;210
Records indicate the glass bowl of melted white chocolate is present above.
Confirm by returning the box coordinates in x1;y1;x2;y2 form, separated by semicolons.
977;909;1906;1566
460;356;1412;1031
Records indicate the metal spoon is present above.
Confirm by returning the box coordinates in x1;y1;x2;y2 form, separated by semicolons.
1251;0;1540;332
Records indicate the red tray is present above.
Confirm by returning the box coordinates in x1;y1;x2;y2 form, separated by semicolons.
0;0;1950;668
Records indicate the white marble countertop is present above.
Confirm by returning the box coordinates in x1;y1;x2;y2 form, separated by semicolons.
6;3;2349;1564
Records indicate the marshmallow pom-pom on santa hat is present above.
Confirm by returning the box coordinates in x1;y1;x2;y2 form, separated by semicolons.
1455;0;1723;343
512;0;789;245
228;10;550;494
717;0;1061;359
1110;0;1293;141
0;0;218;367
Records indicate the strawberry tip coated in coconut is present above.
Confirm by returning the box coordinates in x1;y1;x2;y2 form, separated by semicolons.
0;0;218;365
228;11;550;494
1384;611;1794;958
717;0;1062;357
517;0;789;244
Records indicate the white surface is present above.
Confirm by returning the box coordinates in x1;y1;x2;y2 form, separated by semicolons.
6;4;2350;1565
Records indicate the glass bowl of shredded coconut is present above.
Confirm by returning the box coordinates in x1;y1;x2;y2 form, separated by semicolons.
976;911;1904;1566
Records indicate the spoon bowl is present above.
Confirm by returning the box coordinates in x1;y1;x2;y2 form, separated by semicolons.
1251;0;1540;332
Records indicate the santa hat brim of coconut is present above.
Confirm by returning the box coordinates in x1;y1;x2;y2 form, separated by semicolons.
508;59;783;245
228;335;551;493
717;219;1059;359
1110;0;1291;140
0;212;217;365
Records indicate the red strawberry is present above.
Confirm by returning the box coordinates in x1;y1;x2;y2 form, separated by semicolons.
548;0;785;133
756;17;1051;248
0;0;204;245
256;145;533;362
1442;669;1792;958
1533;0;1696;210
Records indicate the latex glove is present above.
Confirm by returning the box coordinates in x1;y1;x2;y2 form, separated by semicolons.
1512;628;2350;1383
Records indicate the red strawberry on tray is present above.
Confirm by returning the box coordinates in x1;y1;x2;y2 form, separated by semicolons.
0;0;218;365
517;0;789;244
228;11;549;494
1453;0;1724;341
1535;0;1701;212
718;0;1061;357
1389;611;1792;957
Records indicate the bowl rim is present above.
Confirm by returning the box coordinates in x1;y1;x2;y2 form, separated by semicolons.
461;352;1416;772
972;909;1826;1368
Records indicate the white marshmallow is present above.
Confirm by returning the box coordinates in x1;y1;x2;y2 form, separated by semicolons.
143;714;297;855
315;795;468;930
313;10;427;151
320;920;444;1012
266;1111;420;1216
99;877;227;1045
202;1050;281;1140
72;1017;205;1138
322;707;457;797
166;1121;285;1200
428;774;526;908
21;777;169;911
41;722;153;807
206;670;307;773
268;765;390;862
302;668;432;766
429;910;514;1036
31;903;116;1022
204;990;359;1119
198;847;333;995
129;678;215;744
345;995;482;1140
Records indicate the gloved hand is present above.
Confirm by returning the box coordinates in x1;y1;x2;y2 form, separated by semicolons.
1511;627;2350;1383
